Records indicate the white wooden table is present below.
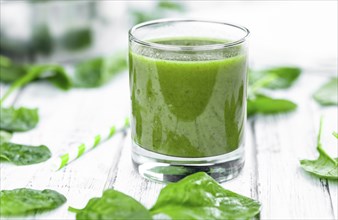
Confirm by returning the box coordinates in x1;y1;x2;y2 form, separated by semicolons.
1;69;337;220
1;1;337;220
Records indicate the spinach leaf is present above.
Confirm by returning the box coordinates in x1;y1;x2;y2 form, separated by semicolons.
157;0;185;11
150;172;261;220
73;53;127;88
300;118;338;179
61;28;92;51
0;107;39;132
0;55;27;83
32;24;53;55
0;142;51;165
313;77;338;106
0;131;12;143
333;131;338;139
0;188;66;216
249;66;301;89
68;189;151;220
1;64;71;103
130;1;185;25
247;66;300;117
247;94;297;117
130;10;155;25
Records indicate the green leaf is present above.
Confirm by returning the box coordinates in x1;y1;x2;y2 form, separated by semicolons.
247;94;297;117
249;66;301;89
35;65;72;90
300;118;338;179
0;142;51;165
247;66;300;117
61;28;92;51
150;172;261;220
313;77;338;106
0;55;27;83
0;131;12;143
32;24;53;55
69;189;152;220
73;53;127;88
130;9;157;25
130;1;185;25
1;64;71;103
333;131;338;139
0;188;66;216
301;155;338;180
157;0;185;11
0;107;39;132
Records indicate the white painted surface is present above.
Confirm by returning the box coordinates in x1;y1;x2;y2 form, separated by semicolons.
1;1;337;219
1;70;337;220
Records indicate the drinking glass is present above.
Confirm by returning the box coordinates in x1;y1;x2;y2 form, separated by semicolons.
129;19;249;183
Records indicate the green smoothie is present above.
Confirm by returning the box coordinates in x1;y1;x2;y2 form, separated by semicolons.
129;38;247;158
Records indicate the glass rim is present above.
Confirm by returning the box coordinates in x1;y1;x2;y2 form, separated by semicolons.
129;19;250;51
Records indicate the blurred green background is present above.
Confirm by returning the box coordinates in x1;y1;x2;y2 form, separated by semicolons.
0;0;186;63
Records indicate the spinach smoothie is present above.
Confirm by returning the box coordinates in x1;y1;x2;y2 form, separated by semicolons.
129;38;247;158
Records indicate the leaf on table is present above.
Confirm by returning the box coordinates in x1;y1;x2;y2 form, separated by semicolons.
1;63;72;103
333;131;338;139
247;94;297;117
11;64;72;91
129;9;156;25
249;66;301;89
0;55;71;87
32;24;53;55
313;77;338;106
0;142;51;165
32;64;72;90
0;188;66;216
72;53;127;88
60;28;92;51
300;155;338;180
0;130;12;143
300;118;338;180
157;0;185;11
150;172;261;220
68;189;151;220
130;1;185;25
0;55;27;83
0;107;39;132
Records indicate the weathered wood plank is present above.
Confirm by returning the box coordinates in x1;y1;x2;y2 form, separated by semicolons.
318;106;338;219
0;73;130;219
254;73;336;219
112;132;165;209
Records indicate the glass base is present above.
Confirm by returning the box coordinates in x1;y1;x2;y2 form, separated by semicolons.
132;142;245;183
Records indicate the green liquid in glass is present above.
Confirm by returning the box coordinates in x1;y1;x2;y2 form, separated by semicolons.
129;38;247;158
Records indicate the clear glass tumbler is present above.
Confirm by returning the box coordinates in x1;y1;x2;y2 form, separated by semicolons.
129;19;249;183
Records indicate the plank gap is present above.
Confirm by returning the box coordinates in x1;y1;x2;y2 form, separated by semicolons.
103;131;128;190
321;179;336;218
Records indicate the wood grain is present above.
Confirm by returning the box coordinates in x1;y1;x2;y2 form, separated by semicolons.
253;73;337;219
2;72;337;219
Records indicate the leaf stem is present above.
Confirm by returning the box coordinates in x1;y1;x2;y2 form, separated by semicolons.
68;206;81;213
248;74;278;98
0;67;38;104
317;116;323;148
317;117;337;166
